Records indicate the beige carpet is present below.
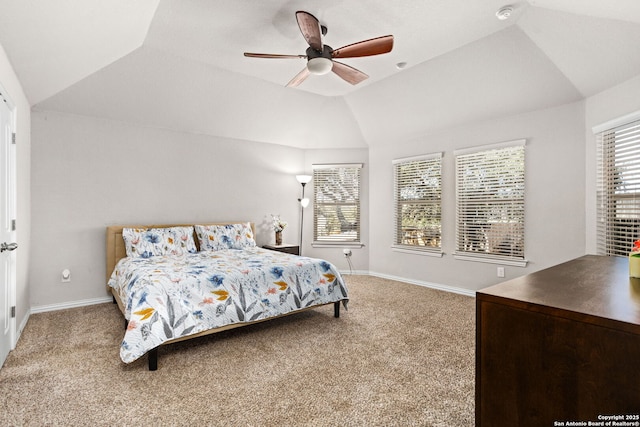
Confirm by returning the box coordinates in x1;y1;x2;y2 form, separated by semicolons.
0;275;475;426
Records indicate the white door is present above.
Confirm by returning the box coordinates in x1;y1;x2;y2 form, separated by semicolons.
0;93;16;368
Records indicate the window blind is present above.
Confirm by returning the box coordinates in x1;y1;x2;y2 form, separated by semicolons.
313;164;362;243
393;153;442;251
454;141;525;262
596;119;640;256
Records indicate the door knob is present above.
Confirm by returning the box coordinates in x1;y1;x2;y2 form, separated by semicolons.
0;242;18;252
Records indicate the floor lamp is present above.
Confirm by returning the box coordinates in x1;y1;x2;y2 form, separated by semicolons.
296;174;312;255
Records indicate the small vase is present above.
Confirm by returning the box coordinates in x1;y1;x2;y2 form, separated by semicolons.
630;252;640;278
275;231;282;246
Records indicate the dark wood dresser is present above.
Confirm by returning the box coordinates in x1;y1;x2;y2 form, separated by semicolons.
476;255;640;426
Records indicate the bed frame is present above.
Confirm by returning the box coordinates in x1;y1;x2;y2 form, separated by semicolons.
106;222;342;370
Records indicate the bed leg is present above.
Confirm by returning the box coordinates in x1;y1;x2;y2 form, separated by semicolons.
148;348;158;371
334;301;340;318
112;295;117;304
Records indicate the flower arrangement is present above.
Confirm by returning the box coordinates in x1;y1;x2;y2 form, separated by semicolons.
271;214;287;232
632;240;640;257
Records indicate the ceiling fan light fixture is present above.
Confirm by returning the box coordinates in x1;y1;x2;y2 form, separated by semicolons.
307;57;333;75
245;11;394;87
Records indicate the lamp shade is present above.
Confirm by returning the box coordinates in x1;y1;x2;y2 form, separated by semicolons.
307;57;332;75
300;198;310;208
296;174;312;184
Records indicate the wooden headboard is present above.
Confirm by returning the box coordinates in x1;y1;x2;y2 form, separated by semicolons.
106;222;256;283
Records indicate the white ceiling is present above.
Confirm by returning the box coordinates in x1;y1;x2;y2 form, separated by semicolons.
0;0;159;105
1;0;639;148
144;0;527;97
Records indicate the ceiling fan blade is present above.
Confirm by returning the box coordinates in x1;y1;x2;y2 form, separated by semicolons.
331;61;368;85
286;67;311;87
244;52;306;59
332;35;394;58
296;11;323;52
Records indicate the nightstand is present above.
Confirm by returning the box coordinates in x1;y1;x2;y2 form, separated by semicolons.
263;244;300;256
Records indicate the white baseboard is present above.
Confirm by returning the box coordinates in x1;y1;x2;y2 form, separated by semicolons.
30;296;113;314
13;310;30;350
368;271;477;297
339;269;369;276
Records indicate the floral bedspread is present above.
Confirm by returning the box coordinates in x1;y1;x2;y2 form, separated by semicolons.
107;247;348;363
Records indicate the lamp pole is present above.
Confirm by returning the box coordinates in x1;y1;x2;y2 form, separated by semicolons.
298;183;306;253
296;175;312;255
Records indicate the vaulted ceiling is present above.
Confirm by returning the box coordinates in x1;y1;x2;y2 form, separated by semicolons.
1;0;639;148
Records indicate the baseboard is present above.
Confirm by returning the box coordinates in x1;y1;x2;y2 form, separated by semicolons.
14;310;30;349
368;271;477;297
30;296;113;314
339;269;369;276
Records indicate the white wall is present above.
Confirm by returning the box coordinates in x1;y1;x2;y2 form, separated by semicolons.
368;101;587;292
30;110;311;308
0;43;31;335
585;75;640;254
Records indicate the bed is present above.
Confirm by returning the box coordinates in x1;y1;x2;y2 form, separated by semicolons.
106;221;348;370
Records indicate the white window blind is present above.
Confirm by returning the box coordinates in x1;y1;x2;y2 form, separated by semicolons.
313;164;362;243
393;153;442;252
455;141;525;263
596;118;640;256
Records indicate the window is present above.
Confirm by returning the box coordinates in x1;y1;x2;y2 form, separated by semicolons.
596;117;640;256
392;153;442;254
313;164;362;244
454;140;526;265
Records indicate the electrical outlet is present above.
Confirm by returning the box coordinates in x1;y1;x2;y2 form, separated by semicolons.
497;267;505;278
343;248;352;257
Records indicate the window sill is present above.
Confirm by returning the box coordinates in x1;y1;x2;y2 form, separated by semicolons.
391;246;443;257
312;242;364;248
454;253;528;267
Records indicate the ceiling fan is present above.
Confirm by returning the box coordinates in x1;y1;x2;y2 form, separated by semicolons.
244;11;394;87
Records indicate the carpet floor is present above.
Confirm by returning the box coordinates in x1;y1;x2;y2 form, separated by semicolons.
0;275;475;426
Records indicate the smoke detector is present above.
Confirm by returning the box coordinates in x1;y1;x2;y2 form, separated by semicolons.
496;5;514;20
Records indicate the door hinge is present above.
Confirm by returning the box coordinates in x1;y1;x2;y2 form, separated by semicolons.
11;306;15;318
12;133;16;144
11;219;16;231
